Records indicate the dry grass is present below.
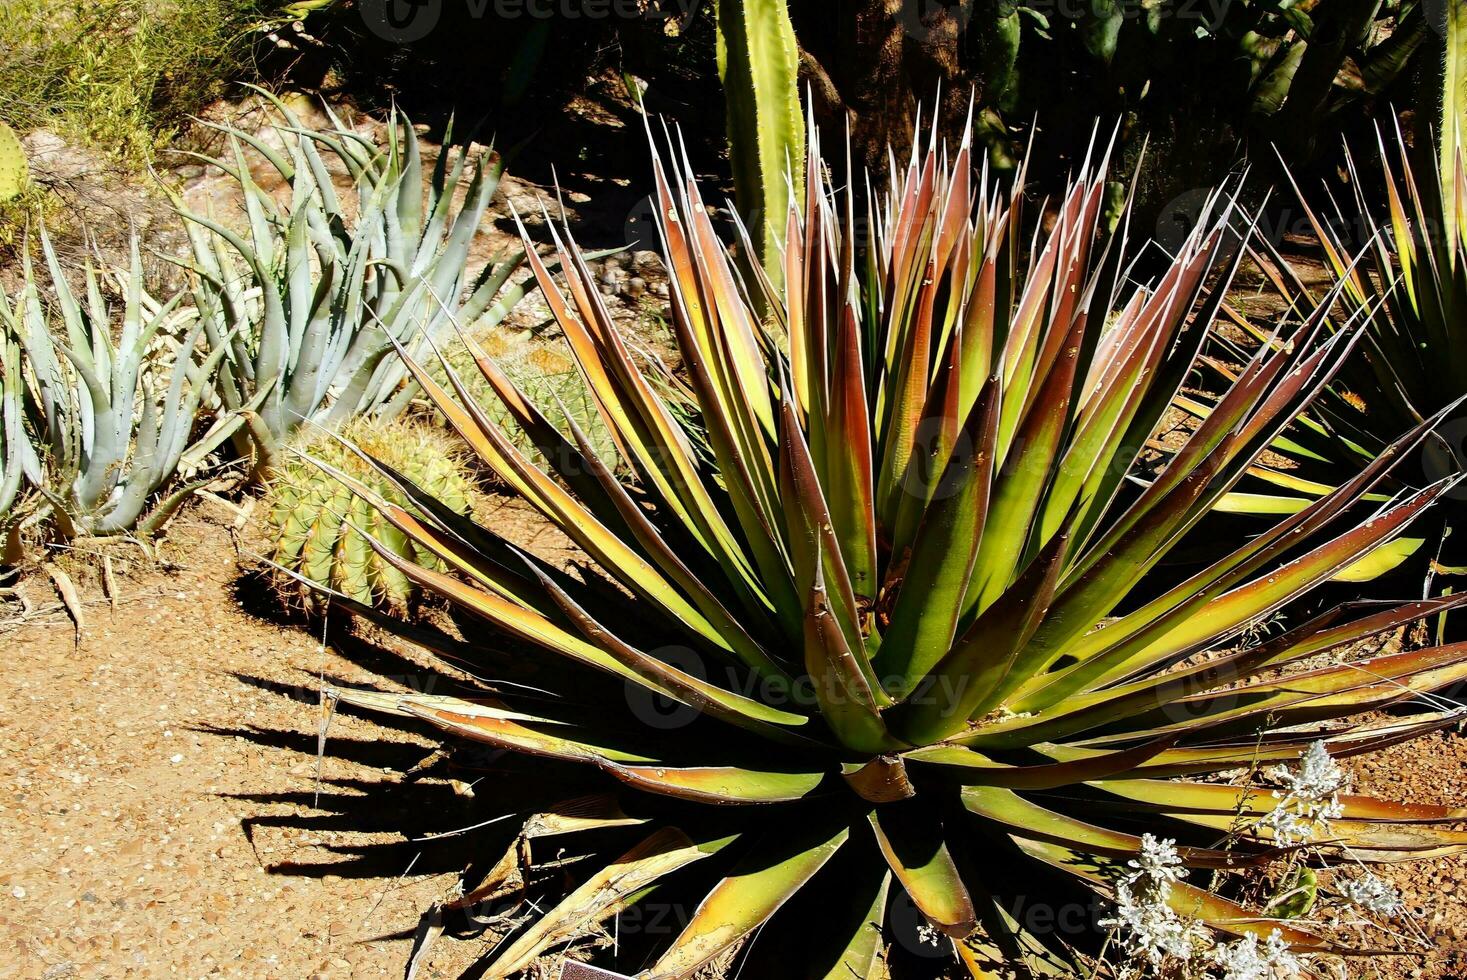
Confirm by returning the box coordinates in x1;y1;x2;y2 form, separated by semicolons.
0;0;283;165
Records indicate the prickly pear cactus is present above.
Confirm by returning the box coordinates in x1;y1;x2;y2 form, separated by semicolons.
0;122;26;202
266;419;474;613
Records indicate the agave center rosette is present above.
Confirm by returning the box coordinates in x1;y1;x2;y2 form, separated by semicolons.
325;114;1467;977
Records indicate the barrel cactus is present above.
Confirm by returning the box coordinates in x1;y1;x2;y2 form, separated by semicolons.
265;418;474;613
437;329;618;472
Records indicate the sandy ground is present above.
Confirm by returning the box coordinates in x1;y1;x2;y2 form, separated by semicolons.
1;506;494;979
0;93;689;980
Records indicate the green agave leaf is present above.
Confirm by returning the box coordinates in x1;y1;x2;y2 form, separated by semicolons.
960;785;1266;869
1330;535;1424;582
875;376;1000;701
820;870;891;980
485;828;735;980
610;766;826;805
906;736;1177;790
870;803;977;938
898;510;1072;742
1090;775;1467;823
957;891;1077;978
647;823;850;979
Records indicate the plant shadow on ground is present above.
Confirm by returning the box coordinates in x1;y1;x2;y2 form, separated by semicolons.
207;570;680;964
213;568;1126;978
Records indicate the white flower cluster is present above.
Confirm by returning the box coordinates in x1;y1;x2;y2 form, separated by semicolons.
1210;929;1301;980
1101;835;1212;969
1338;872;1404;916
1257;741;1348;845
1131;833;1189;885
1098;836;1334;978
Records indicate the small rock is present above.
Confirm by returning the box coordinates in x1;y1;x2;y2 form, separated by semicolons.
599;264;627;293
631;250;663;273
21;130;98;183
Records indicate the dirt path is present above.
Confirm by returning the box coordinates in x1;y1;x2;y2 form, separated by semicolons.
1;506;489;979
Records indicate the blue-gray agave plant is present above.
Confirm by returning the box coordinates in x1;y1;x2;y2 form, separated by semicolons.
1;230;229;537
175;95;537;471
0;327;39;528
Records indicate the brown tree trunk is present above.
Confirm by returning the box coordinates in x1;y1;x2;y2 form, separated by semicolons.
788;0;974;176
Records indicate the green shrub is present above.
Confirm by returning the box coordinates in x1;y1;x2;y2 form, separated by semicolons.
0;0;281;164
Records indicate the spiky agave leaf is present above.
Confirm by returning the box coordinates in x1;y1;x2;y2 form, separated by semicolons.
327;112;1467;976
266;417;474;613
0;227;228;537
431;328;619;475
1197;121;1467;530
0;321;39;528
171;91;538;471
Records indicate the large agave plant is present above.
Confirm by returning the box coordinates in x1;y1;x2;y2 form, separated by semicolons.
175;93;538;471
0;229;227;538
326;117;1467;976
